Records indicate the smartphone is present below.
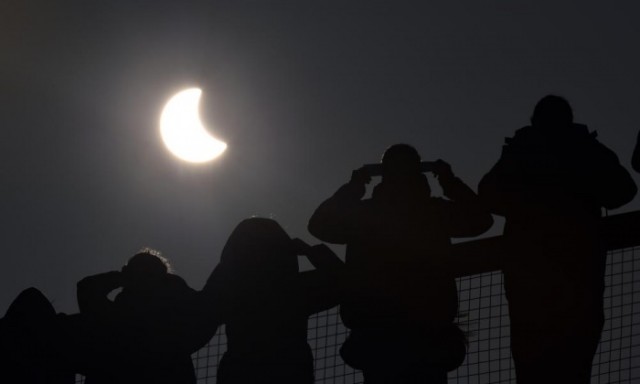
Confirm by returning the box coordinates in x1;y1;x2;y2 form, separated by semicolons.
362;161;437;176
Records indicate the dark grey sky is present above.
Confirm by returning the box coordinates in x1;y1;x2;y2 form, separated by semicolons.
2;1;640;313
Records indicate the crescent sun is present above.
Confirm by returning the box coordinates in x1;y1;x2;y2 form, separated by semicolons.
160;88;227;163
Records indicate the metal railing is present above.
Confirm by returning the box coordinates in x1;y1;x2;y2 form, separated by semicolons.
79;211;640;383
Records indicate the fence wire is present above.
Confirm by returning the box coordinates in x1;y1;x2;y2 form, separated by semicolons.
76;246;640;383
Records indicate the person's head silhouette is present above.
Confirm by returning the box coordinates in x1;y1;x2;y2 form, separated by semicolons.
121;249;170;291
220;218;298;281
531;95;573;128
3;288;56;328
381;144;421;178
379;144;431;197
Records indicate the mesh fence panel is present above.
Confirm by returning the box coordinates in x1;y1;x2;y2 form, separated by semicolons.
76;246;640;383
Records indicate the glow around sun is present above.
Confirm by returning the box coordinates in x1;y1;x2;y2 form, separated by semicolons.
160;88;227;163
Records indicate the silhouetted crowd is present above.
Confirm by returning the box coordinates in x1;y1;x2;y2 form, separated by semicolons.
1;95;638;384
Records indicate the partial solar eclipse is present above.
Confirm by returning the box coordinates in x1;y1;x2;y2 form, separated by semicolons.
160;88;227;163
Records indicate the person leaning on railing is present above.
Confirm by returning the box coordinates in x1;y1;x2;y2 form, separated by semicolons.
76;249;210;384
201;218;345;384
479;95;637;384
308;144;493;384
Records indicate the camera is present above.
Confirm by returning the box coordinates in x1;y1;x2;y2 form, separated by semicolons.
362;161;437;176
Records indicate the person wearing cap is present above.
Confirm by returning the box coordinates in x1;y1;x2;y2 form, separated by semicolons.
308;144;492;383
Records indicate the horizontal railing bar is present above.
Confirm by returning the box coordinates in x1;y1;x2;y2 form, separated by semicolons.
450;210;640;277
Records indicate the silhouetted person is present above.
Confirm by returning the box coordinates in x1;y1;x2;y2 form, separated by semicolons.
479;95;637;384
632;129;640;173
77;249;209;384
308;144;493;383
0;287;75;384
202;218;344;384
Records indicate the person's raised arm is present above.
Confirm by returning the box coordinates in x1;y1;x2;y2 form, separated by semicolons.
432;160;493;237
292;239;344;270
77;271;123;318
308;168;370;244
291;239;346;315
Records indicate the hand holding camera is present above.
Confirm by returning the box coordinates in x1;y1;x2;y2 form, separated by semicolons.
351;167;373;186
359;160;454;178
430;159;455;181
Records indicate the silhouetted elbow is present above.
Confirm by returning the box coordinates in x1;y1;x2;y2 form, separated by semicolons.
476;212;495;235
603;182;637;210
460;211;494;238
307;218;330;242
76;277;91;297
599;166;637;210
308;217;347;244
76;279;91;311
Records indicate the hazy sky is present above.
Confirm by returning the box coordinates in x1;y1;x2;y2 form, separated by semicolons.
2;1;640;313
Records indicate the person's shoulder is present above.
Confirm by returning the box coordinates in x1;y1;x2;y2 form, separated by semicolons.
505;125;534;144
570;125;615;152
570;123;590;135
513;125;534;136
167;273;190;286
560;123;595;143
165;274;196;295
